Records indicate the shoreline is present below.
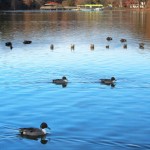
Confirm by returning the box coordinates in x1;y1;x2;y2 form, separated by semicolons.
0;7;150;12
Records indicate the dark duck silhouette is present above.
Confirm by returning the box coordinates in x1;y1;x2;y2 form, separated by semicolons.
19;122;50;137
123;44;127;49
71;44;75;50
106;45;109;49
23;40;32;44
139;43;144;49
106;37;112;41
50;44;54;50
90;44;94;50
52;76;68;87
120;39;127;42
100;77;116;87
5;42;13;49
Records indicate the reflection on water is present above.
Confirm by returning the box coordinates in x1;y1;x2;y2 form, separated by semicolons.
0;10;150;150
0;10;150;41
18;134;50;144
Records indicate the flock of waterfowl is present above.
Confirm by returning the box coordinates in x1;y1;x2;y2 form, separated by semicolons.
3;36;146;140
9;37;144;138
5;37;145;50
18;76;116;138
5;40;32;50
52;76;116;88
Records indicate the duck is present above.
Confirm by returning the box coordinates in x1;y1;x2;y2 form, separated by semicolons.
100;77;116;85
106;45;109;49
90;44;94;50
106;37;112;41
19;122;50;137
23;40;32;44
5;42;13;49
52;76;68;84
120;39;127;42
139;43;144;49
123;44;127;49
71;44;75;50
50;44;54;50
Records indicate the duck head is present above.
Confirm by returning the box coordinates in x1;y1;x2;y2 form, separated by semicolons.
111;77;116;81
62;76;67;80
40;122;50;130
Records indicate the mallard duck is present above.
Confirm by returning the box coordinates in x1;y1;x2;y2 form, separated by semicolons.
106;45;109;49
50;44;54;50
100;77;116;85
52;76;68;84
52;76;68;88
123;44;127;49
120;39;127;42
90;44;94;50
106;37;112;41
71;44;75;50
19;122;50;137
139;43;144;49
23;40;32;44
5;42;13;49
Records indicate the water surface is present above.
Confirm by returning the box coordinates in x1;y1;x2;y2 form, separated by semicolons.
0;10;150;150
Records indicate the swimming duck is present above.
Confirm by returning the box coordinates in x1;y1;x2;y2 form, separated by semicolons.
106;45;109;49
52;76;68;84
19;122;50;137
90;44;94;50
120;39;127;42
100;77;116;85
106;37;112;41
50;44;54;50
71;44;75;50
23;40;32;44
52;76;68;87
123;44;127;49
139;43;144;49
5;42;13;49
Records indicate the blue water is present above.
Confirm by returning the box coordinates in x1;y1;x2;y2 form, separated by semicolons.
0;10;150;150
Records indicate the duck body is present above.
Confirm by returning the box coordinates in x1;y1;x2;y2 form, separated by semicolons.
19;128;46;137
19;122;50;137
90;44;94;50
5;42;12;46
106;45;109;49
123;44;127;49
71;44;75;50
139;43;144;49
52;76;68;87
5;42;13;49
50;44;54;50
100;77;116;85
23;40;32;44
52;76;68;85
120;39;127;42
106;37;112;41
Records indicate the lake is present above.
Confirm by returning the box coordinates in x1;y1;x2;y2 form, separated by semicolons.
0;10;150;150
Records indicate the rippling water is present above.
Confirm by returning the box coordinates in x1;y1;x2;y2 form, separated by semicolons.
0;10;150;150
